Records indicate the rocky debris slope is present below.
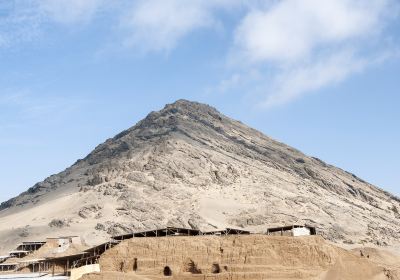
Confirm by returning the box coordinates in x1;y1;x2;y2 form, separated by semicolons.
0;100;399;251
82;235;400;280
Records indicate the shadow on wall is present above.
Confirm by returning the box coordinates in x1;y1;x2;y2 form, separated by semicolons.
163;266;172;276
212;263;221;274
133;258;137;272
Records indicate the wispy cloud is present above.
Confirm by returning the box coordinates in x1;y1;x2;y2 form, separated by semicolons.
0;0;241;51
230;0;399;107
0;1;42;48
119;0;243;52
264;50;367;106
0;0;399;107
0;90;87;128
264;48;400;107
38;0;104;25
0;91;28;105
0;0;104;48
234;0;390;64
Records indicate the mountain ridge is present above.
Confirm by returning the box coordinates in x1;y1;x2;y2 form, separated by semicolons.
0;99;399;251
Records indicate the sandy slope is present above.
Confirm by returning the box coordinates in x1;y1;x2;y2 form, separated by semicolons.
0;100;399;253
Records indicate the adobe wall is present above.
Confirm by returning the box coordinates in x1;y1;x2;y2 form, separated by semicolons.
71;264;100;280
84;234;396;280
97;235;338;279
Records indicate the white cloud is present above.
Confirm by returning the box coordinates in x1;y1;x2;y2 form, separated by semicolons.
0;0;398;108
0;1;42;48
0;0;105;48
268;48;400;106
264;50;367;106
235;0;390;64
230;0;398;106
0;90;87;126
1;0;243;51
38;0;104;25
0;92;27;106
120;0;243;52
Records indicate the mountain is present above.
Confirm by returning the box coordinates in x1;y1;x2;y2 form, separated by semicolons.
0;100;399;251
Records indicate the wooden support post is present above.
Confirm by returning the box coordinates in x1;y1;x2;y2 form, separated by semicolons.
67;259;69;276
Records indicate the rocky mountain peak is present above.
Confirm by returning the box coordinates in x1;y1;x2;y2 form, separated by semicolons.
82;100;229;165
163;99;221;116
0;100;399;251
134;99;224;131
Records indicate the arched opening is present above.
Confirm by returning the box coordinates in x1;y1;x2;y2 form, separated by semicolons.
133;258;138;272
211;263;220;274
163;266;172;276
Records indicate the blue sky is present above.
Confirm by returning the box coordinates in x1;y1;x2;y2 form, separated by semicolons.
0;0;399;202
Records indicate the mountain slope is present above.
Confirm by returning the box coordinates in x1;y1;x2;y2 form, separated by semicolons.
0;100;399;251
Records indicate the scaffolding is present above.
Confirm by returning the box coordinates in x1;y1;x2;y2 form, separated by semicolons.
8;250;30;258
0;263;17;273
112;227;202;241
15;241;46;252
266;225;317;236
0;255;10;264
202;228;251;236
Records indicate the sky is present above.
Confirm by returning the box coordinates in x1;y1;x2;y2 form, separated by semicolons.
0;0;399;202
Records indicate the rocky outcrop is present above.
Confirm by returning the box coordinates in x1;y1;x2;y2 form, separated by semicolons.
0;100;399;251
